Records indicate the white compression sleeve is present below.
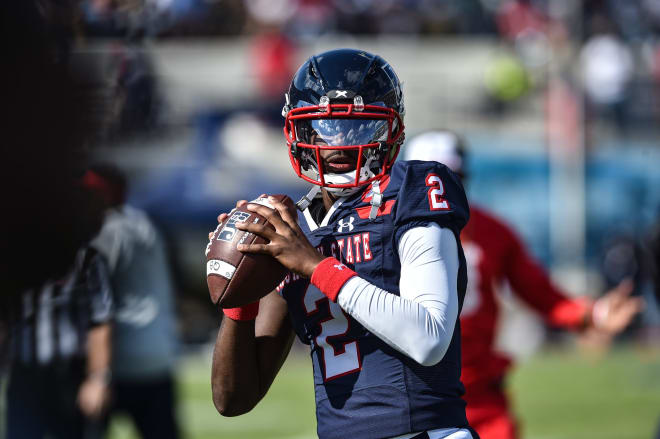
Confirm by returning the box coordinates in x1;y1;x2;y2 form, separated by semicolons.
336;223;460;366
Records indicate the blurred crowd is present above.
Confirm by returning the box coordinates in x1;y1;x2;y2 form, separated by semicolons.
65;0;660;140
75;0;660;40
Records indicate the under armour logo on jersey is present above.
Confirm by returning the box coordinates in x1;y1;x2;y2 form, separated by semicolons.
337;216;355;233
334;90;348;98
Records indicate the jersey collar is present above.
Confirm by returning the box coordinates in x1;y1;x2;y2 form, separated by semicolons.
298;174;391;231
299;185;349;232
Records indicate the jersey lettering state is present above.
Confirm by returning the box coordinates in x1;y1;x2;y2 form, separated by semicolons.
278;161;470;439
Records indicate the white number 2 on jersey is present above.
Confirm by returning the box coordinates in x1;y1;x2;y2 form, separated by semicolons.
303;285;361;381
425;174;450;211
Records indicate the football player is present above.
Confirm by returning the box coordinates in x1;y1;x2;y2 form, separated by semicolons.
210;49;478;439
404;130;644;439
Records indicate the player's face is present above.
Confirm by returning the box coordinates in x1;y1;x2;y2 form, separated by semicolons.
303;118;388;174
313;134;359;174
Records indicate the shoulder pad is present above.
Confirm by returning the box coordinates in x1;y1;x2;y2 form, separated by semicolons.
389;160;469;232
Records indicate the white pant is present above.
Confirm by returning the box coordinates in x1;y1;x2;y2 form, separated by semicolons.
390;427;474;439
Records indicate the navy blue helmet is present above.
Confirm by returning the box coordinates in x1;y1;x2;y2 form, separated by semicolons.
282;48;405;195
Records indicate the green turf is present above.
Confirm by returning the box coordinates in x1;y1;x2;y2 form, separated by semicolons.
108;347;317;439
509;346;660;439
107;345;660;439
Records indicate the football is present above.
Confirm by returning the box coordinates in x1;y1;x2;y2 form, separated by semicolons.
206;194;290;309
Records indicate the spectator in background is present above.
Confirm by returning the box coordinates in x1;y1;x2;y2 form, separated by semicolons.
107;43;161;138
481;50;531;115
245;1;300;126
84;164;181;439
580;14;634;134
250;27;297;104
648;38;660;128
2;243;113;439
284;0;335;42
404;130;643;439
495;0;547;41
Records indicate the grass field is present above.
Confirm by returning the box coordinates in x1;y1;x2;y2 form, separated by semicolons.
107;344;660;439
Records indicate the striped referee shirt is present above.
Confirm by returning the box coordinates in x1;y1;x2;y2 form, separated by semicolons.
3;247;113;366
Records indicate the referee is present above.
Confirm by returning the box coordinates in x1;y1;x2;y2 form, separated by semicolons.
2;246;113;439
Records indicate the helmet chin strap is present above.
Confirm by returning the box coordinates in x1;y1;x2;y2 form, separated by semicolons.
316;156;378;197
296;185;321;211
324;185;364;197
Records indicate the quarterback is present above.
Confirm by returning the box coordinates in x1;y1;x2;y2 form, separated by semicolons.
210;49;477;439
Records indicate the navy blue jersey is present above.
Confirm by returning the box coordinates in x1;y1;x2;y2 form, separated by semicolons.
277;160;470;439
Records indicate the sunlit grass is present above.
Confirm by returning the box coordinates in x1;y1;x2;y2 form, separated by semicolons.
107;344;660;439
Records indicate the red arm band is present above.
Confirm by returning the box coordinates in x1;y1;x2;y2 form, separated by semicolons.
310;257;357;302
222;301;259;321
547;297;593;330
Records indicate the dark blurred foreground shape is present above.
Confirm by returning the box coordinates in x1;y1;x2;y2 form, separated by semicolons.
1;0;103;295
1;2;114;437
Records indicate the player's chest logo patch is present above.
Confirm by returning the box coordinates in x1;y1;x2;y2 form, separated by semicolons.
337;216;355;233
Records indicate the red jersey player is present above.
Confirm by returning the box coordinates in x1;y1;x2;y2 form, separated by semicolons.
404;130;643;439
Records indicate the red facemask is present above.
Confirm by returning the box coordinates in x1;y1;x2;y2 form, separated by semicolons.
284;102;404;191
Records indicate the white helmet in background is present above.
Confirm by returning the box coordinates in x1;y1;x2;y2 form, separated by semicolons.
403;130;466;178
